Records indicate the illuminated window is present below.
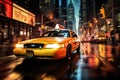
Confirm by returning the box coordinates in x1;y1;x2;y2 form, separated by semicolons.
45;0;50;3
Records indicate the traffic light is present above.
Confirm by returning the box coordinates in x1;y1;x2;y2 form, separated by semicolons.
100;7;105;19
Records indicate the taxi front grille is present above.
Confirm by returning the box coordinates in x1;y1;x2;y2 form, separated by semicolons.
24;43;44;48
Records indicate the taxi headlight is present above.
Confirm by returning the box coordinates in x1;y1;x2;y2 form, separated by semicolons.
16;44;24;48
45;44;64;48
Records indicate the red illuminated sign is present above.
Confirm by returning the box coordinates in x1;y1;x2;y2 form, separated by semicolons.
0;0;12;18
13;3;35;26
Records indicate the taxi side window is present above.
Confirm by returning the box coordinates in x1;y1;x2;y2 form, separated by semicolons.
58;31;70;37
72;32;77;37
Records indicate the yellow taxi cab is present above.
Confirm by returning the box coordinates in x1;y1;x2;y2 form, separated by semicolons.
13;25;80;60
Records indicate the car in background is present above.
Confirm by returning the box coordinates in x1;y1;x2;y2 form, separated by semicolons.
94;35;107;43
13;26;80;60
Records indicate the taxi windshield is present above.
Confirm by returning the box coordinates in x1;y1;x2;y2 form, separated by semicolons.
42;30;70;37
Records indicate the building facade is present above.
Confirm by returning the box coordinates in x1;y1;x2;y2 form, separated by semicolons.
0;0;35;44
79;0;94;35
101;0;120;42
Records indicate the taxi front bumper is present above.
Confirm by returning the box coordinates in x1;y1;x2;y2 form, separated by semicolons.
13;48;67;60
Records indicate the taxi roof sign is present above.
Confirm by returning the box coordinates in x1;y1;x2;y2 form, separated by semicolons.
55;24;59;29
55;24;64;29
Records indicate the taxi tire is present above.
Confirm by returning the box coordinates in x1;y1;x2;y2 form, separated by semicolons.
66;45;72;60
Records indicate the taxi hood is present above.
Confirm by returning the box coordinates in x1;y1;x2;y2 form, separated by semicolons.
19;37;67;44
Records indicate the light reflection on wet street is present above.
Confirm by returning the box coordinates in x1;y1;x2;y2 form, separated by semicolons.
79;43;120;80
0;43;120;80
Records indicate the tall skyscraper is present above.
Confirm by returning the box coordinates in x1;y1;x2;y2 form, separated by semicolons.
67;0;76;31
58;0;67;27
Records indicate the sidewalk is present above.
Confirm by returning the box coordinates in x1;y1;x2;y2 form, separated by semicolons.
0;43;15;57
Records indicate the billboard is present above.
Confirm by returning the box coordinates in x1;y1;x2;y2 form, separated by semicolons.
12;3;35;26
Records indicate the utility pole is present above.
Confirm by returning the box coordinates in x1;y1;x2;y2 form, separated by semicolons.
41;14;44;29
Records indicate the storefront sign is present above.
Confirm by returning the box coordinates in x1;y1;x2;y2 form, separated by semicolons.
12;3;35;26
0;0;12;18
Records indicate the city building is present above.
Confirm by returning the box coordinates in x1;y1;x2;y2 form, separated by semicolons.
59;0;67;28
100;0;120;43
79;0;95;36
67;0;76;31
79;0;119;43
12;0;57;37
0;0;35;44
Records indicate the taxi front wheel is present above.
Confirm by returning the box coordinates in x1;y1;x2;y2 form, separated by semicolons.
66;45;72;60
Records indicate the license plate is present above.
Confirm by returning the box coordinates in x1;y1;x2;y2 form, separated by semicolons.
26;50;34;57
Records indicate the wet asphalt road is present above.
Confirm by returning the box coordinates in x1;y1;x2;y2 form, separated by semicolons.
0;43;120;80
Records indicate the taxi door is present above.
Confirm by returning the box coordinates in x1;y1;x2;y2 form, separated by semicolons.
71;31;79;51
